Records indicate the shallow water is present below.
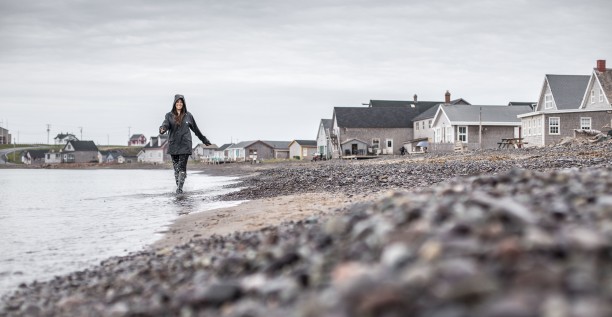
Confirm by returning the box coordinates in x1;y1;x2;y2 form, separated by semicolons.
0;169;243;296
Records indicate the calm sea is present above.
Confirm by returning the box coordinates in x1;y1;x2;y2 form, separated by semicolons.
0;169;244;296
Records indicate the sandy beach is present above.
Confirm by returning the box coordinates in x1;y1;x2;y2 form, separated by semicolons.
153;191;381;250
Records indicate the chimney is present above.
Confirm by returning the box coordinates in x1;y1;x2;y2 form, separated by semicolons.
597;60;606;72
413;94;418;103
445;90;451;104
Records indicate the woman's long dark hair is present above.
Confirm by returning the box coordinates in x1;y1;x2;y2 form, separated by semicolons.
172;98;186;126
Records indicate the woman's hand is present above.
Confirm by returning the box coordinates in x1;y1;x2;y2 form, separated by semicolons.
159;126;167;134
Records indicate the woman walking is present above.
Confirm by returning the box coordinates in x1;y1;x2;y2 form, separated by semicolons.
159;94;211;194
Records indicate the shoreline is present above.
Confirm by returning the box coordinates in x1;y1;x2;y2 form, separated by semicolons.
152;191;382;251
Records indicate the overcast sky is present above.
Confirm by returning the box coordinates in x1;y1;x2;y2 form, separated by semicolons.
1;0;611;146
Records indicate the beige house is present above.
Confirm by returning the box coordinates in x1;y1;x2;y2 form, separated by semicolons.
289;140;317;160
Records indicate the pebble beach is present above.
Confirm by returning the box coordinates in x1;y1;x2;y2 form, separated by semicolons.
3;141;612;316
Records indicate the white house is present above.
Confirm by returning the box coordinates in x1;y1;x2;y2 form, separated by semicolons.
138;135;169;163
315;119;333;159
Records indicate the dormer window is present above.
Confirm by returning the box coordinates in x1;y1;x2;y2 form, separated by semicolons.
544;94;553;109
591;90;595;104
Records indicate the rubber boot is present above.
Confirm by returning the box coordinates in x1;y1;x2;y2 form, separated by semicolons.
176;171;186;194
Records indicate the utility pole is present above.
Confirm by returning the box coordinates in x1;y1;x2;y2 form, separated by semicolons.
47;124;51;145
78;127;83;140
479;106;482;150
107;134;109;146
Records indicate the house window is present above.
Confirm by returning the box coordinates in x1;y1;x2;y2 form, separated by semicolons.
544;94;553;109
549;117;560;135
429;120;432;128
386;139;393;148
415;122;419;130
580;117;592;130
600;89;604;102
458;126;467;142
445;127;452;143
591;90;595;104
372;138;380;149
421;121;425;129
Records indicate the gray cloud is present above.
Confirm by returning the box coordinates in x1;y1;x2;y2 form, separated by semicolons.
1;0;611;144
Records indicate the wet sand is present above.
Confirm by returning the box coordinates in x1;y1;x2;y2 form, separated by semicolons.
153;191;380;250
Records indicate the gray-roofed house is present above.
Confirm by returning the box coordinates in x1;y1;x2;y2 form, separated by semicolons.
61;140;100;163
289;140;317;160
375;92;471;153
138;135;169;163
211;143;233;163
330;92;468;157
128;134;147;146
331;106;413;157
518;60;612;147
54;133;78;145
193;144;218;162
227;140;291;162
316;119;333;159
98;150;124;164
431;104;532;151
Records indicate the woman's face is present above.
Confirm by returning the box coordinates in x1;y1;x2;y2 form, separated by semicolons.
175;99;184;111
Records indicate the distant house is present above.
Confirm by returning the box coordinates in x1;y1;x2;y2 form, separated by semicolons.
227;140;291;162
430;104;532;151
138;135;169;163
22;149;47;165
62;140;100;163
518;60;612;147
0;126;11;145
193;144;218;161
212;143;233;163
289;140;317;160
316;119;333;159
54;133;78;145
410;92;471;153
45;150;62;164
128;134;147;146
331;105;427;157
99;150;123;164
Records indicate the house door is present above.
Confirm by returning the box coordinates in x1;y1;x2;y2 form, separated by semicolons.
351;144;358;155
514;127;520;138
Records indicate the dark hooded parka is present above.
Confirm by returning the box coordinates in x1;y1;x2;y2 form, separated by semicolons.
160;94;210;155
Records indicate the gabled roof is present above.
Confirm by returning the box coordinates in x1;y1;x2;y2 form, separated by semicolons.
321;119;332;131
547;74;590;110
436;105;532;125
262;141;291;149
24;149;48;160
216;143;233;151
595;69;612;103
66;140;99;152
290;140;317;147
55;133;77;140
228;141;257;149
129;134;145;140
143;135;168;149
194;144;218;149
334;106;430;129
412;105;441;121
